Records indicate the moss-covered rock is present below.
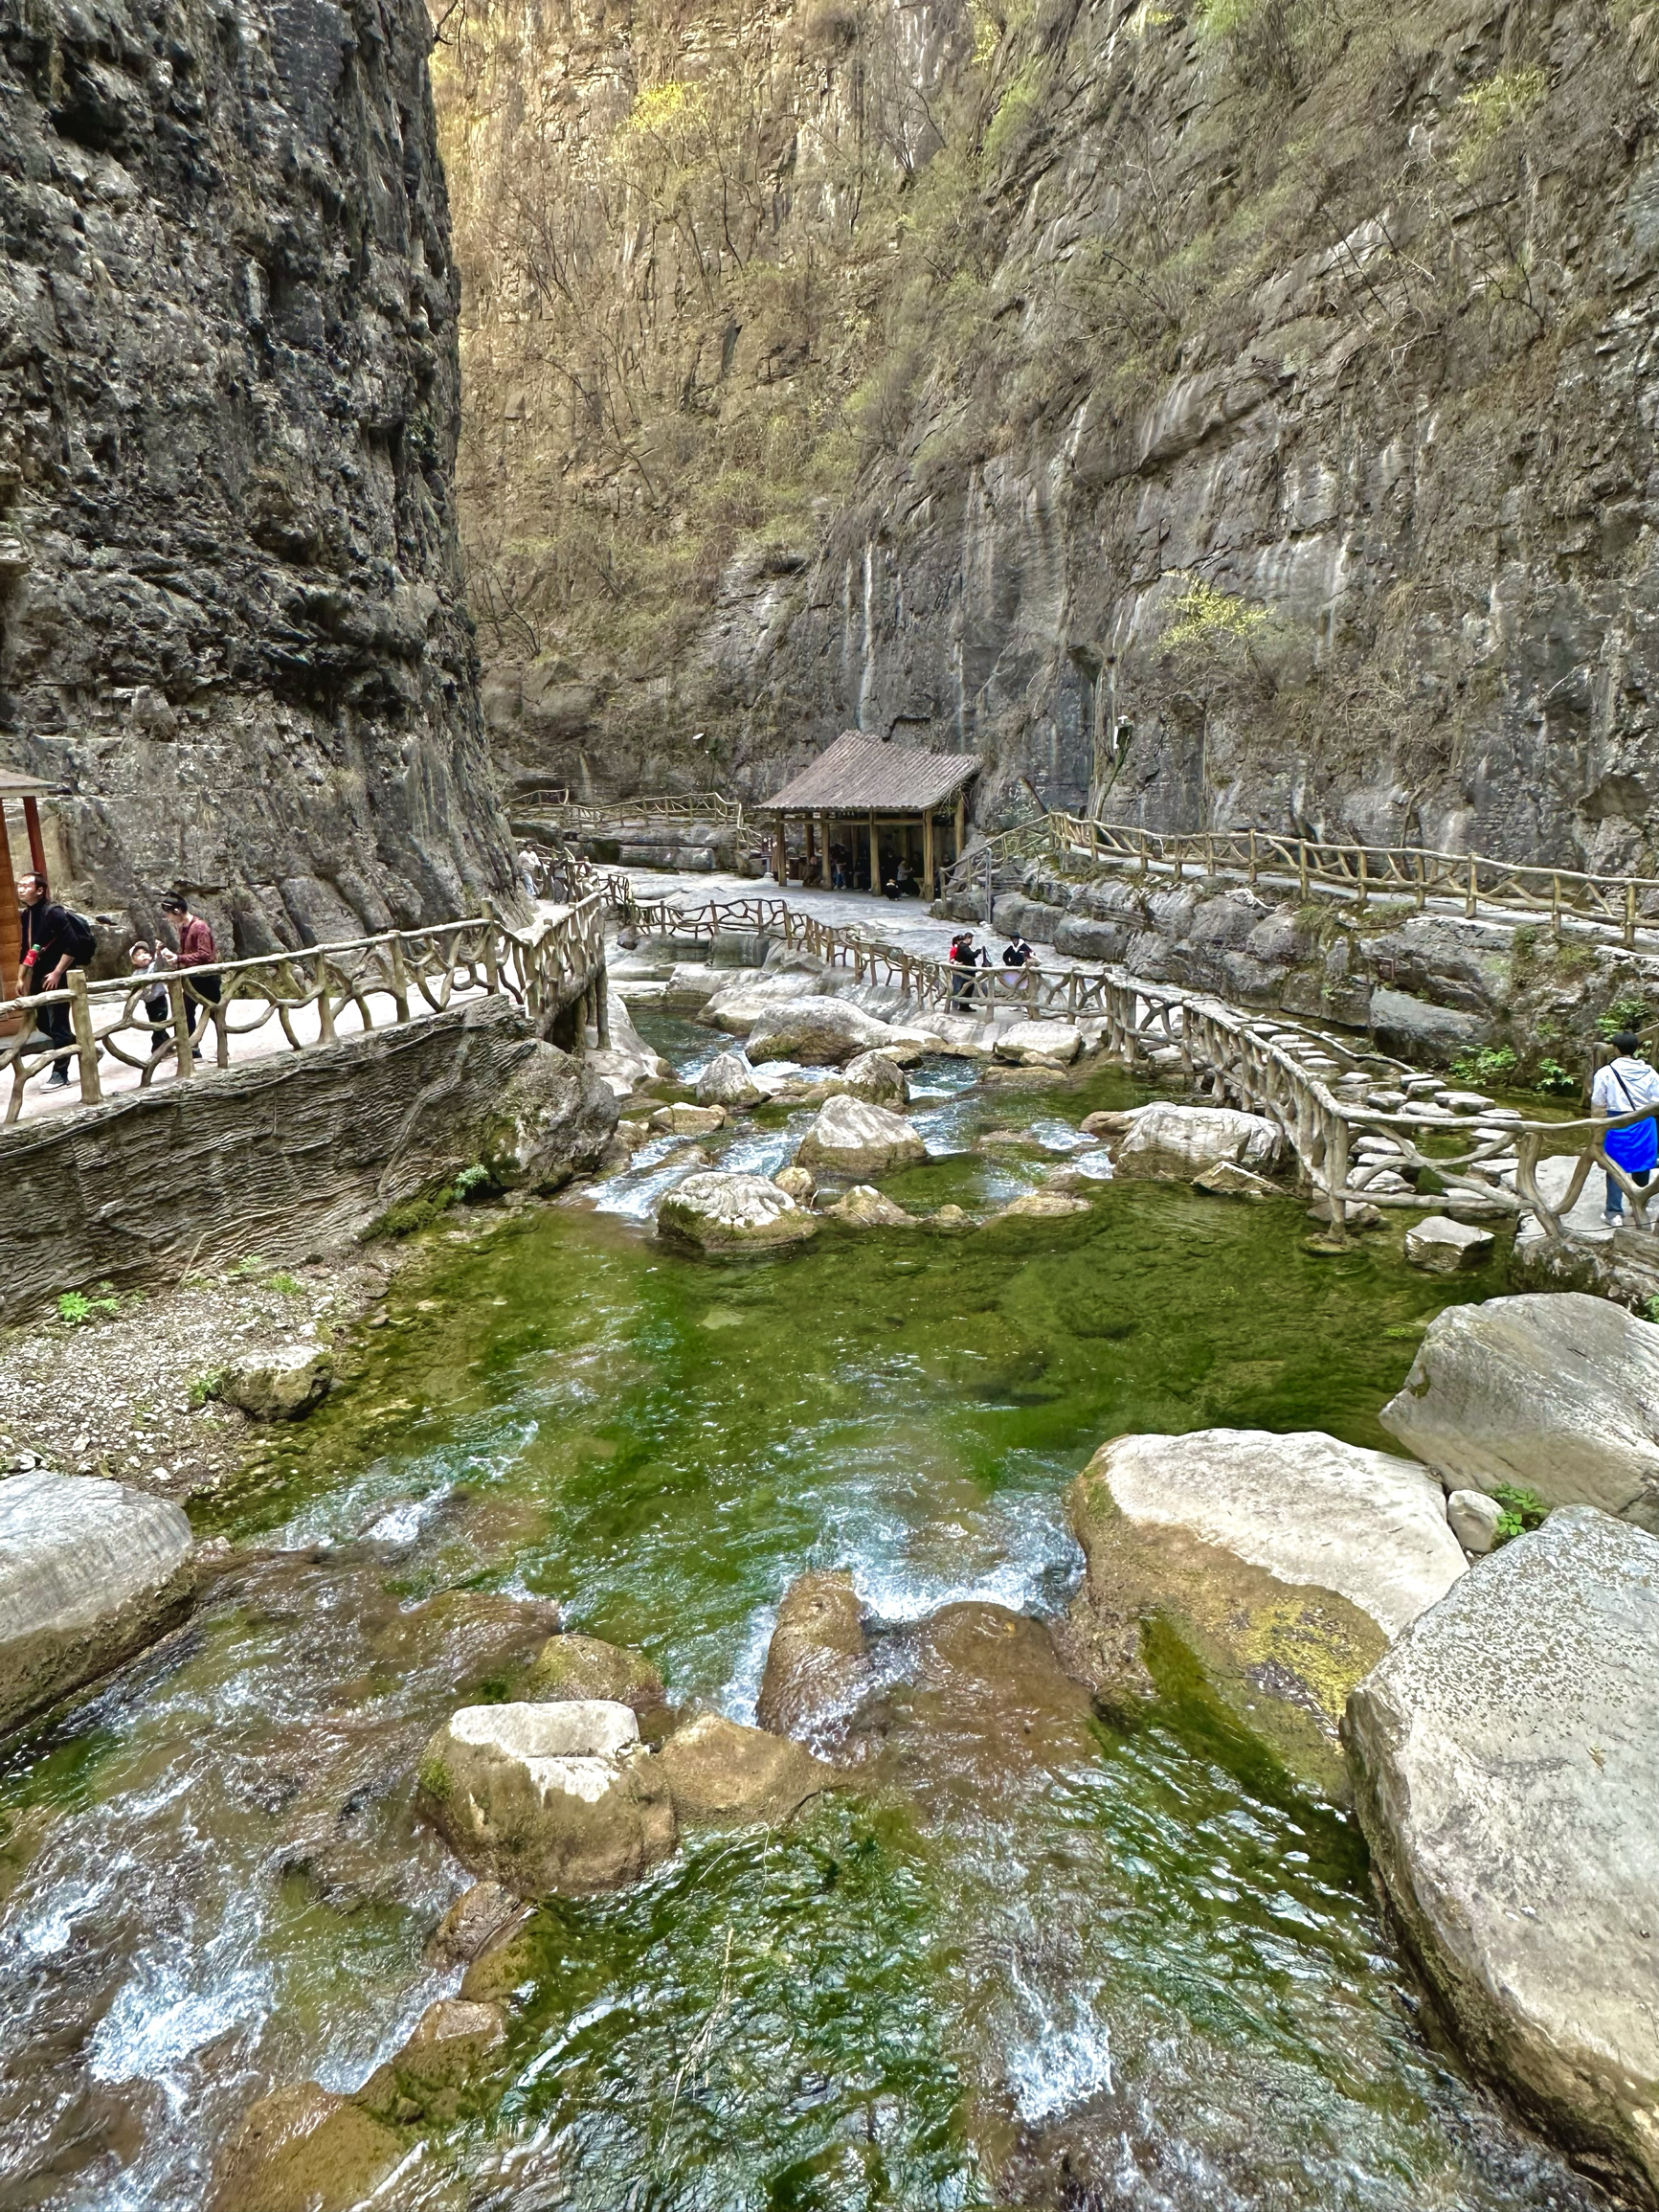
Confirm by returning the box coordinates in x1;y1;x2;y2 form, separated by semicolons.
521;1633;667;1716
210;2084;405;2212
657;1711;839;1827
356;1997;506;2126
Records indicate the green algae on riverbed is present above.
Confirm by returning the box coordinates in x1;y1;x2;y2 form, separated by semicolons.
0;1054;1603;2212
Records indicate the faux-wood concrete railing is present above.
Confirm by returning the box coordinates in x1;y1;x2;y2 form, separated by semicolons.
513;788;747;832
948;810;1659;947
0;893;609;1126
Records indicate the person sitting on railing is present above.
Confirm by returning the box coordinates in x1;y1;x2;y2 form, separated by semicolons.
157;895;219;1062
128;943;171;1057
1000;933;1036;970
1593;1029;1659;1225
17;872;94;1088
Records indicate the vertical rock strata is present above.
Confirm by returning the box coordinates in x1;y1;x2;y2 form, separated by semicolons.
0;0;516;944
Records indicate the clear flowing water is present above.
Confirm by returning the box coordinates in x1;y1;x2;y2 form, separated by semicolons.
0;1019;1607;2211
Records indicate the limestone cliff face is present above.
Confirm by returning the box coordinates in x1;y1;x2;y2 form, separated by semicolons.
0;0;516;953
451;0;1659;873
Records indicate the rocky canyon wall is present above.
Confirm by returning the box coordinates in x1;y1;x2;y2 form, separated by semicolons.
449;0;1659;874
0;0;517;956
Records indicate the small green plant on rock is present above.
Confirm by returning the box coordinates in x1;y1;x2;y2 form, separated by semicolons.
1534;1058;1577;1095
56;1283;121;1327
265;1273;305;1297
1491;1483;1550;1545
416;1757;452;1803
1597;997;1648;1041
1448;1044;1518;1086
188;1368;226;1409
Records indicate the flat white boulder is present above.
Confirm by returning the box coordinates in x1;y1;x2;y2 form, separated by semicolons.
698;971;822;1033
993;1020;1081;1066
415;1700;675;1897
747;997;903;1066
695;1051;764;1108
1110;1102;1281;1179
796;1095;927;1177
656;1170;818;1251
1345;1509;1659;2204
1379;1292;1659;1526
1098;1428;1466;1640
0;1471;196;1738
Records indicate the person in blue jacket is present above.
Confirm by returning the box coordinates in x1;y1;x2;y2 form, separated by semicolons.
1592;1028;1659;1223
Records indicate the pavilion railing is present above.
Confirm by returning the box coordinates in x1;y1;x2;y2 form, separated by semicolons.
0;894;609;1127
610;876;1641;1250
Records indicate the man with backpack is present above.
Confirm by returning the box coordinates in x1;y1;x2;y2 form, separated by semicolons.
1592;1028;1659;1224
17;872;96;1086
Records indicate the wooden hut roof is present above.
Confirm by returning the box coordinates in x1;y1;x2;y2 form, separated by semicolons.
0;768;51;797
759;732;979;814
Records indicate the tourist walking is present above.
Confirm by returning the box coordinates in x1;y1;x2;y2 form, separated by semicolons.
159;895;219;1062
1593;1028;1659;1223
17;872;93;1087
128;942;171;1056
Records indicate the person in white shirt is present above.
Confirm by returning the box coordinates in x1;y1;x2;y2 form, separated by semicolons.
1590;1029;1659;1223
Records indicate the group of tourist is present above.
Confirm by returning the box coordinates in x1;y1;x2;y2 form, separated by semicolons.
15;874;218;1088
947;928;1036;1005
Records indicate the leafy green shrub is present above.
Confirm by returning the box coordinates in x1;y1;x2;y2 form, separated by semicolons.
189;1369;226;1409
1534;1058;1577;1095
453;1162;495;1203
1491;1483;1550;1545
266;1273;305;1298
1597;998;1648;1041
56;1283;121;1327
1447;1044;1517;1085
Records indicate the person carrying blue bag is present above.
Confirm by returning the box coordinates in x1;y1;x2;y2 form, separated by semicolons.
1591;1028;1659;1224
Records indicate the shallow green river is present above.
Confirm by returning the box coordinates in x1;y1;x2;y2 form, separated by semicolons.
0;1027;1605;2210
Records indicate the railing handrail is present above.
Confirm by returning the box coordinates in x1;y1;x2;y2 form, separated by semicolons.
0;892;611;1125
513;788;746;828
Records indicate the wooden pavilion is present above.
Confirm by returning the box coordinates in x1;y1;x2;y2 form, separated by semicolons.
758;732;979;895
0;768;51;1005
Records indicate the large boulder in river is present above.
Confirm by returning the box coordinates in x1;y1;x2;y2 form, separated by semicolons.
1064;1429;1466;1794
839;1049;908;1103
1110;1101;1281;1179
796;1095;927;1178
757;1570;875;1748
657;1712;839;1826
219;1343;332;1420
0;1471;195;1740
824;1184;918;1228
696;1050;764;1108
1344;1509;1659;2204
656;1170;819;1252
415;1700;676;1897
993;1020;1081;1066
745;997;900;1065
1379;1292;1659;1527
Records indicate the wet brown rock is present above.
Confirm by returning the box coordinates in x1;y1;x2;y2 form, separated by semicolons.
210;2083;405;2212
756;1570;873;1746
522;1633;666;1715
356;1997;506;2126
425;1879;531;1969
658;1712;839;1826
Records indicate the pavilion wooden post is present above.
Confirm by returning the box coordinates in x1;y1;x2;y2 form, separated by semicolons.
953;790;965;864
773;818;787;883
922;811;935;898
22;798;46;876
868;810;880;893
804;815;816;881
814;812;827;883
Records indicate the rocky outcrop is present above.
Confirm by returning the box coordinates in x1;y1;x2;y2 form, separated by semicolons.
0;1001;617;1322
1108;1102;1281;1181
796;1095;927;1178
0;1470;195;1738
838;1050;908;1104
0;0;517;948
1065;1429;1467;1792
1345;1510;1659;2206
1403;1216;1494;1273
1379;1293;1659;1527
656;1169;819;1252
993;1021;1081;1067
745;1000;911;1067
415;1700;677;1897
824;1185;918;1227
657;1712;838;1826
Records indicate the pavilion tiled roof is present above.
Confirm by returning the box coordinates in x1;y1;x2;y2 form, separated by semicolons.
759;731;979;814
0;768;51;797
